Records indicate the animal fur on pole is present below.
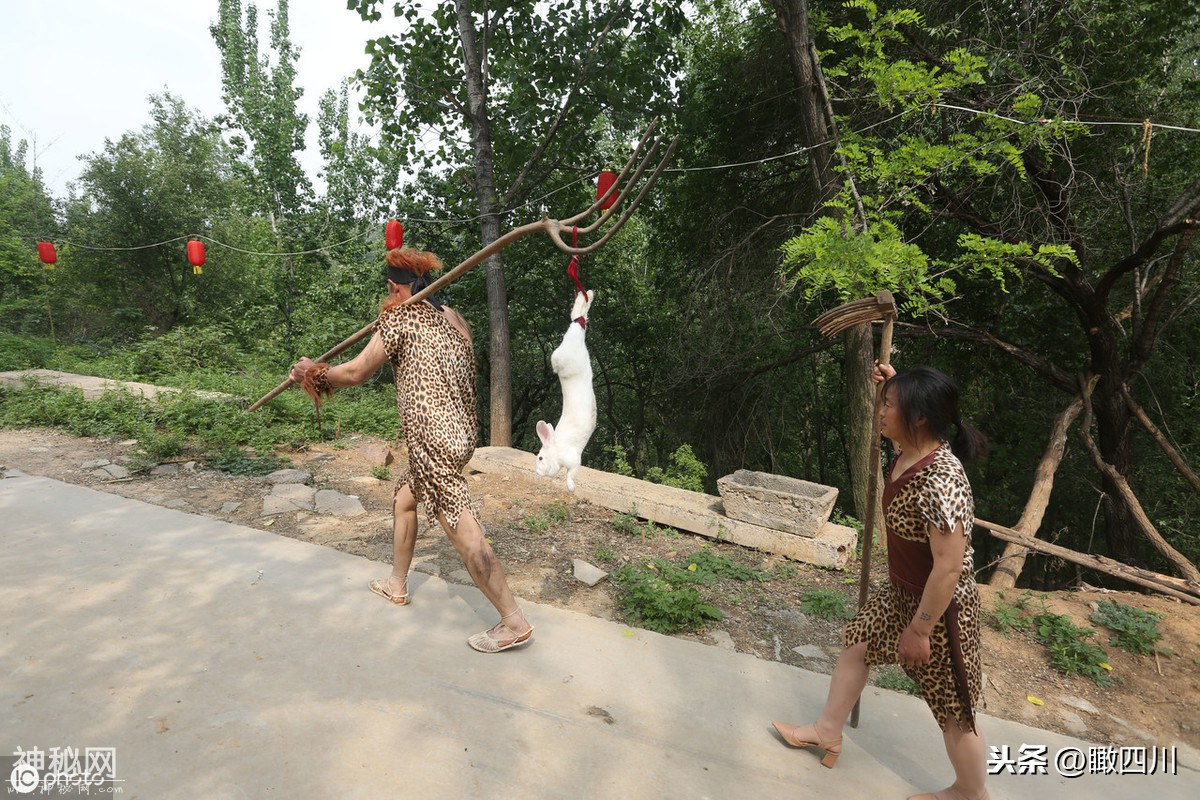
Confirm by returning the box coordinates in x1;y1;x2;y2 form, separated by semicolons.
812;290;897;729
248;121;679;413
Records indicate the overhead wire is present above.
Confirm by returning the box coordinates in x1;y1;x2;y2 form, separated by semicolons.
28;101;1200;258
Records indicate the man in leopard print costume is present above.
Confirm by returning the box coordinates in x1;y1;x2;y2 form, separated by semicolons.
290;247;533;653
772;363;991;800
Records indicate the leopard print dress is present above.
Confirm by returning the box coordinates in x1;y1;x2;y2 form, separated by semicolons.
376;301;478;528
843;443;984;732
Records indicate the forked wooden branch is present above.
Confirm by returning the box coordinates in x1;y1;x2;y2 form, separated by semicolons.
248;120;680;412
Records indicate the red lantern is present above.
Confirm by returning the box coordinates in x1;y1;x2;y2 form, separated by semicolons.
597;170;618;210
187;240;206;275
385;219;404;250
37;241;57;269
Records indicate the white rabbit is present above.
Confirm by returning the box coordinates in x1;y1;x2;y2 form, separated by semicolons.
535;290;597;492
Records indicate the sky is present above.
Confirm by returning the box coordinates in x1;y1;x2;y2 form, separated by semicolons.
0;0;390;198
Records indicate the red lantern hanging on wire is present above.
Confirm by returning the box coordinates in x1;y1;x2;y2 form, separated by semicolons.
37;241;57;270
385;219;404;250
187;240;206;275
596;170;618;210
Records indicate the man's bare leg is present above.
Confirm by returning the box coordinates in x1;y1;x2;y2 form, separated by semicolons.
371;483;417;601
438;509;532;645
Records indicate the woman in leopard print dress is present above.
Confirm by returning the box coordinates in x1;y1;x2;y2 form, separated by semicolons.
290;247;533;653
772;363;990;800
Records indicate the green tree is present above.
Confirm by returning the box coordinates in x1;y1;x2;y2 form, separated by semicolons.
779;1;1200;579
0;125;58;334
349;0;687;446
211;0;314;341
64;94;241;335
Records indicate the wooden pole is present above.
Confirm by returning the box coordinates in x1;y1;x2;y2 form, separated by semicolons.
849;292;895;729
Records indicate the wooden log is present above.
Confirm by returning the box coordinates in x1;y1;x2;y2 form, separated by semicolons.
975;518;1200;605
989;382;1091;589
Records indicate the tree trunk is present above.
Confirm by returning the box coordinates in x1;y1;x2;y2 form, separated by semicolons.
1088;336;1139;563
454;0;512;446
843;324;878;526
766;0;836;201
768;0;880;528
989;386;1089;589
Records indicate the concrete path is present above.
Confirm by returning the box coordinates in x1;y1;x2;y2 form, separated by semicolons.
0;369;234;402
2;471;1196;799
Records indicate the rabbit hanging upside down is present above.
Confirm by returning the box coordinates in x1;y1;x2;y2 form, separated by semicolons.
535;290;597;492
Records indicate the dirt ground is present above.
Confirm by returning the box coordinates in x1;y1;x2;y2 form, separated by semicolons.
2;427;1198;752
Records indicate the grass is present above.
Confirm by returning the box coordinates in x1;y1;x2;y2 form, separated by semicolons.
1031;609;1114;686
873;665;922;696
800;588;850;621
987;590;1034;637
612;561;723;634
519;501;571;535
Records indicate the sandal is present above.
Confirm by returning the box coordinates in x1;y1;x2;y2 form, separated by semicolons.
467;609;534;653
368;576;409;605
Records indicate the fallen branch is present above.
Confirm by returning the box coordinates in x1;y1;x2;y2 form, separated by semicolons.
976;518;1200;605
1079;375;1200;584
1121;383;1200;494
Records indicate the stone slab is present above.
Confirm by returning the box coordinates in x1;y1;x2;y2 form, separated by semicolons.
314;488;366;518
265;468;313;485
469;447;856;569
572;558;608;587
260;483;317;516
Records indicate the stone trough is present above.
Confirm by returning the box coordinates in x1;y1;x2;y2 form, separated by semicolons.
716;469;837;538
468;447;856;569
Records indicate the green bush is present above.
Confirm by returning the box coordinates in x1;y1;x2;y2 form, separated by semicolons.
1032;610;1113;686
645;443;708;493
0;333;55;370
612;562;722;634
800;588;850;620
686;548;769;582
1090;599;1164;656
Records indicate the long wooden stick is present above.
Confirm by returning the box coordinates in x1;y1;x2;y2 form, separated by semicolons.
849;297;895;729
247;123;680;413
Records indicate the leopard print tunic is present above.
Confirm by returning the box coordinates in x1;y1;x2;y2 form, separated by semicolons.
844;443;984;732
376;301;478;528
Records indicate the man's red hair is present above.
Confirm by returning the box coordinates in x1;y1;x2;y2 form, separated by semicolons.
385;247;442;275
383;247;444;311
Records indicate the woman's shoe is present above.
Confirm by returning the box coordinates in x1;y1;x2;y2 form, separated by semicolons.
771;721;842;768
368;576;409;605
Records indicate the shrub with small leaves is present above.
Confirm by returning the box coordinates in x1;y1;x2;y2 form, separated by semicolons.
1032;611;1113;686
1090;599;1164;656
800;588;850;620
612;563;722;634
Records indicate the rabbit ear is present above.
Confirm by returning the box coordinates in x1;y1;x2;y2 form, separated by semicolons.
536;420;555;445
